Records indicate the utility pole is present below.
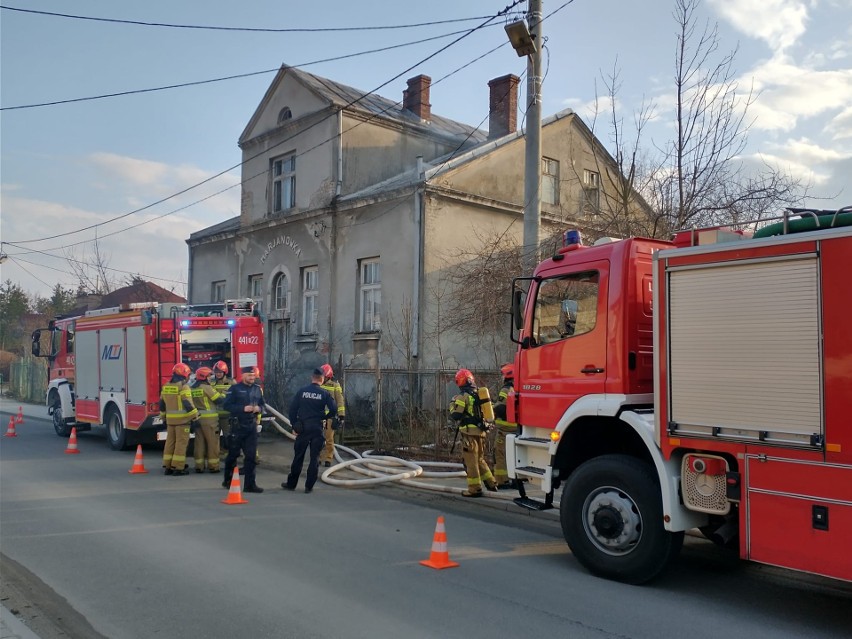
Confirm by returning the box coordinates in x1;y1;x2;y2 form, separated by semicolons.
522;0;543;273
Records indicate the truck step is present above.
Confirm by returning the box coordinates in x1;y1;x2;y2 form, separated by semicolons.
515;465;545;476
513;496;553;511
515;437;551;448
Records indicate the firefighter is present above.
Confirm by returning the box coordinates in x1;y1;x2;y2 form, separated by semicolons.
449;369;497;497
159;362;199;476
222;366;265;493
212;360;235;457
190;366;224;473
318;363;345;467
283;368;337;493
493;363;519;489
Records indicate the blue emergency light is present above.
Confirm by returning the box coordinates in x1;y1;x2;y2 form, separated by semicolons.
563;229;583;246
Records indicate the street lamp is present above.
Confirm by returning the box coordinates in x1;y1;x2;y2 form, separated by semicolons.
505;2;543;273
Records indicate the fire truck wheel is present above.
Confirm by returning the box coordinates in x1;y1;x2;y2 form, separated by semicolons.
105;406;133;451
560;454;684;585
51;397;71;437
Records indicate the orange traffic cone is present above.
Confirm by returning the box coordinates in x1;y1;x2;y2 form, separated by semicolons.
419;516;459;569
4;416;17;438
16;406;24;424
64;427;81;454
221;468;248;505
128;444;149;474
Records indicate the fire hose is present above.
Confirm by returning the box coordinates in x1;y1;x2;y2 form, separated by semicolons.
262;404;517;499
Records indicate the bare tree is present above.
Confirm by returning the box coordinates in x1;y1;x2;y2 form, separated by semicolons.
64;235;118;295
659;0;805;228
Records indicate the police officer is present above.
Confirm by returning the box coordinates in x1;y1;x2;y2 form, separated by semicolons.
190;366;224;473
282;368;337;494
449;368;497;497
212;360;235;457
159;362;198;476
493;363;518;489
318;363;345;468
222;366;265;493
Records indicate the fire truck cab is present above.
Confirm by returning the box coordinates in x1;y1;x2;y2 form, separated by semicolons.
32;299;264;450
506;213;852;583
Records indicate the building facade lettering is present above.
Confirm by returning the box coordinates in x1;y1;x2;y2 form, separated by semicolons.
260;234;302;264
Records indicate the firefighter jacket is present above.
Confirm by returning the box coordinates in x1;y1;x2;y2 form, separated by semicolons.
493;381;517;431
159;377;198;426
223;381;265;431
450;384;486;437
320;379;345;419
190;380;224;427
213;375;235;418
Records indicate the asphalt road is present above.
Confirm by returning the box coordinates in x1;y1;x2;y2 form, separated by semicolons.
1;407;850;639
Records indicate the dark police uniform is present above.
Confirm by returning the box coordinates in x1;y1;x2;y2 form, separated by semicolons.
284;378;336;492
222;377;265;491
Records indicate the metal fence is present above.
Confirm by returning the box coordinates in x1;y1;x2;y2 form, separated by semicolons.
7;358;48;404
339;368;503;459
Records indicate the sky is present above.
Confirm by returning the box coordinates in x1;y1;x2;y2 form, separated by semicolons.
1;0;850;300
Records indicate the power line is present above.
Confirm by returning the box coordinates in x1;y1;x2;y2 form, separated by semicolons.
8;257;56;289
0;5;492;33
8;1;525;247
1;26;496;111
8;251;187;285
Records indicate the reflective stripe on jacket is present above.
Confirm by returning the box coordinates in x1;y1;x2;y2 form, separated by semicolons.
191;382;223;425
321;380;345;417
450;391;484;436
161;382;198;425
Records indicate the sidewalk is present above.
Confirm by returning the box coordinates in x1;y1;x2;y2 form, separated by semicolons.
0;604;41;639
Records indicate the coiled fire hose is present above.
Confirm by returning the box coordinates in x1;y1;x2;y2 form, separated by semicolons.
262;404;515;499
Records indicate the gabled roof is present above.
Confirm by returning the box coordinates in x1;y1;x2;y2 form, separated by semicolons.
188;215;241;242
240;65;488;147
98;281;185;308
340;108;577;203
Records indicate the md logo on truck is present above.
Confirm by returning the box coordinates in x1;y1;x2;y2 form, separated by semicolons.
102;345;123;360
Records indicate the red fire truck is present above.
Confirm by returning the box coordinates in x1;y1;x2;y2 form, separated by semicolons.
31;299;264;450
506;211;852;584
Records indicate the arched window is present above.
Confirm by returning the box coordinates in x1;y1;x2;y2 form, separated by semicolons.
277;107;292;124
273;273;289;312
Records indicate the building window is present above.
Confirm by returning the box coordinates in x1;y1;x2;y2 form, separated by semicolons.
542;157;560;205
583;169;600;211
359;258;381;332
272;154;296;213
273;273;289;312
212;281;225;302
277;106;292;124
249;274;263;298
301;267;318;334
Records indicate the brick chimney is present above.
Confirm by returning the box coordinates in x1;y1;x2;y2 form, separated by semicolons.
488;74;520;139
403;75;431;121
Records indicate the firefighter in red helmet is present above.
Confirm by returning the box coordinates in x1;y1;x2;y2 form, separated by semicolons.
449;368;497;497
159;362;199;475
493;363;519;489
318;364;346;467
190;367;225;473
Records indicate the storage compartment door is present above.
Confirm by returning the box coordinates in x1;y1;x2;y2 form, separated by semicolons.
667;256;821;446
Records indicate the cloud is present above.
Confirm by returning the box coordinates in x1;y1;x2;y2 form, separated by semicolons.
709;0;810;51
825;106;852;140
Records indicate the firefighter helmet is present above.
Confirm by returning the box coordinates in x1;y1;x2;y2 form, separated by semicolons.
213;360;229;375
195;366;213;381
320;364;334;379
500;363;514;380
172;362;191;378
454;368;474;387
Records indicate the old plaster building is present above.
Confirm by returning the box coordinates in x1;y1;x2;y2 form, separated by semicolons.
187;65;645;383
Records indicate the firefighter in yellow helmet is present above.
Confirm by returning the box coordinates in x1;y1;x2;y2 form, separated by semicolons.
159;362;199;475
318;363;345;467
493;363;519;489
212;360;235;459
190;367;225;473
449;369;497;497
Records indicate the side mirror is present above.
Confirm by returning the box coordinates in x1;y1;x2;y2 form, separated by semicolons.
512;289;524;331
31;330;41;357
